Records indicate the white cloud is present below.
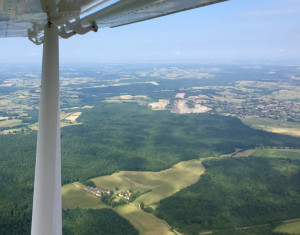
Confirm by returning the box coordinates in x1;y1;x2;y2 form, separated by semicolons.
175;50;182;55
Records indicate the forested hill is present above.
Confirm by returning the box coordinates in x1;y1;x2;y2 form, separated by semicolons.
61;102;300;183
0;102;299;233
156;156;300;234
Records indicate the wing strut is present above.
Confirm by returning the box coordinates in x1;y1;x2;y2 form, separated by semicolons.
31;22;62;235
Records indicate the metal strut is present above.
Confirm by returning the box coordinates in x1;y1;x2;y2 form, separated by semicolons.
27;24;44;45
30;16;98;235
59;18;98;39
31;22;62;235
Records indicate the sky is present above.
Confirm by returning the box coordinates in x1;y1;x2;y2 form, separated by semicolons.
0;0;300;65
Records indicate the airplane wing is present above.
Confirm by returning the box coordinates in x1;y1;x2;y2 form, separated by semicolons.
81;0;227;28
0;0;226;38
0;0;45;37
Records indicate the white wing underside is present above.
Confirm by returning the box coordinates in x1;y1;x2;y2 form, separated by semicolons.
0;0;226;38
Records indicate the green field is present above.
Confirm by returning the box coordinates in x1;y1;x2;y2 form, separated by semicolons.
241;117;300;137
62;183;108;209
274;220;300;234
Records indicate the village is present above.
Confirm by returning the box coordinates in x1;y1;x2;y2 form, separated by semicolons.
83;185;132;201
215;98;300;121
159;90;300;122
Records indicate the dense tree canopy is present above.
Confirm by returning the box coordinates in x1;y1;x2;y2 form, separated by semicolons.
156;156;300;234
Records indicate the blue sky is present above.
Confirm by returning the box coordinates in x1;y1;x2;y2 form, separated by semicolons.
0;0;299;64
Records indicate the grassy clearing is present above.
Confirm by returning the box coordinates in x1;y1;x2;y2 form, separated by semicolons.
241;117;300;137
62;183;107;209
251;149;300;160
92;159;205;208
274;220;300;234
114;204;174;235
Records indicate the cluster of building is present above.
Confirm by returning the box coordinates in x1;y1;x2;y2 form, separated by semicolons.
84;186;111;197
182;88;299;122
117;190;132;200
221;99;299;121
84;186;133;201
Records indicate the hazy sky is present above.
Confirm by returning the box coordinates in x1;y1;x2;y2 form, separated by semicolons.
0;0;299;64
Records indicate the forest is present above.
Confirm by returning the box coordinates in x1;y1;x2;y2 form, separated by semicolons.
63;208;138;235
0;102;300;233
156;156;300;234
